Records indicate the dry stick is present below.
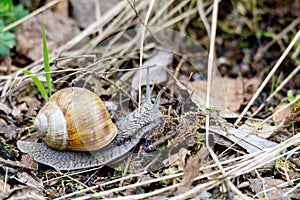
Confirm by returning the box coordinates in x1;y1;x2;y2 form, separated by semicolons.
4;167;8;192
88;1;147;54
169;180;219;200
254;178;300;198
178;0;196;33
138;0;155;106
284;182;300;198
197;0;211;40
255;169;269;198
235;29;300;126
204;1;243;199
60;1;127;52
203;0;248;199
160;7;197;28
2;0;61;32
284;145;300;182
163;0;191;23
54;3;147;84
54;172;149;200
226;134;300;177
70;173;183;200
251;64;300;117
105;185;178;200
94;0;102;35
55;1;128;55
148;0;176;25
126;0;147;27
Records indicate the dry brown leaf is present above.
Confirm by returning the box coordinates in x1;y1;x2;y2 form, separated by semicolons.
162;148;190;171
0;102;12;114
283;104;300;125
239;120;278;139
16;9;79;61
223;77;244;112
18;96;41;117
273;103;291;126
12;172;43;189
188;78;225;111
243;77;262;101
0;186;45;200
20;154;38;171
0;156;38;171
0;118;17;140
249;177;300;199
185;76;239;118
177;148;209;193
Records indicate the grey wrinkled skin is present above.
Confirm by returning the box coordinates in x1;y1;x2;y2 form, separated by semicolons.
17;103;162;171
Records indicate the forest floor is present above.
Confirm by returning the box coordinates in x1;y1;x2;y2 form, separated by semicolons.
0;0;299;199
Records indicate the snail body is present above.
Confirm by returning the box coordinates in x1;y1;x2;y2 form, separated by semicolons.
17;87;162;170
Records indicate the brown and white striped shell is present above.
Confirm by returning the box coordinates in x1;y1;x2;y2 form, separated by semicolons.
33;87;117;151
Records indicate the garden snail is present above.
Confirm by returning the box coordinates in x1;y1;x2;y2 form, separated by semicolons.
17;87;163;170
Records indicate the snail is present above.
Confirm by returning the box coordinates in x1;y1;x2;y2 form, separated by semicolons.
17;87;163;170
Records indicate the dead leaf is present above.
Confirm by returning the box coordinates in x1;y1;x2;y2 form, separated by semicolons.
19;96;41;117
0;186;45;200
243;77;261;101
209;125;278;153
283;104;300;125
16;9;80;61
163;148;190;171
239;120;279;139
12;172;43;189
178;148;209;193
183;76;239;118
0;103;12;114
20;154;38;171
0;118;17;140
11;106;22;120
273;103;291;126
0;154;38;171
249;177;300;199
223;77;244;112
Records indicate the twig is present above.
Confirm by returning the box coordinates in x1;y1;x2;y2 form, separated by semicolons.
197;0;211;40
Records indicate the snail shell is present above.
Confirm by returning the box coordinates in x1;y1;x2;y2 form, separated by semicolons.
33;87;117;151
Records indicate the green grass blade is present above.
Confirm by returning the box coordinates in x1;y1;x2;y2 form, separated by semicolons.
23;70;48;101
42;21;52;96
